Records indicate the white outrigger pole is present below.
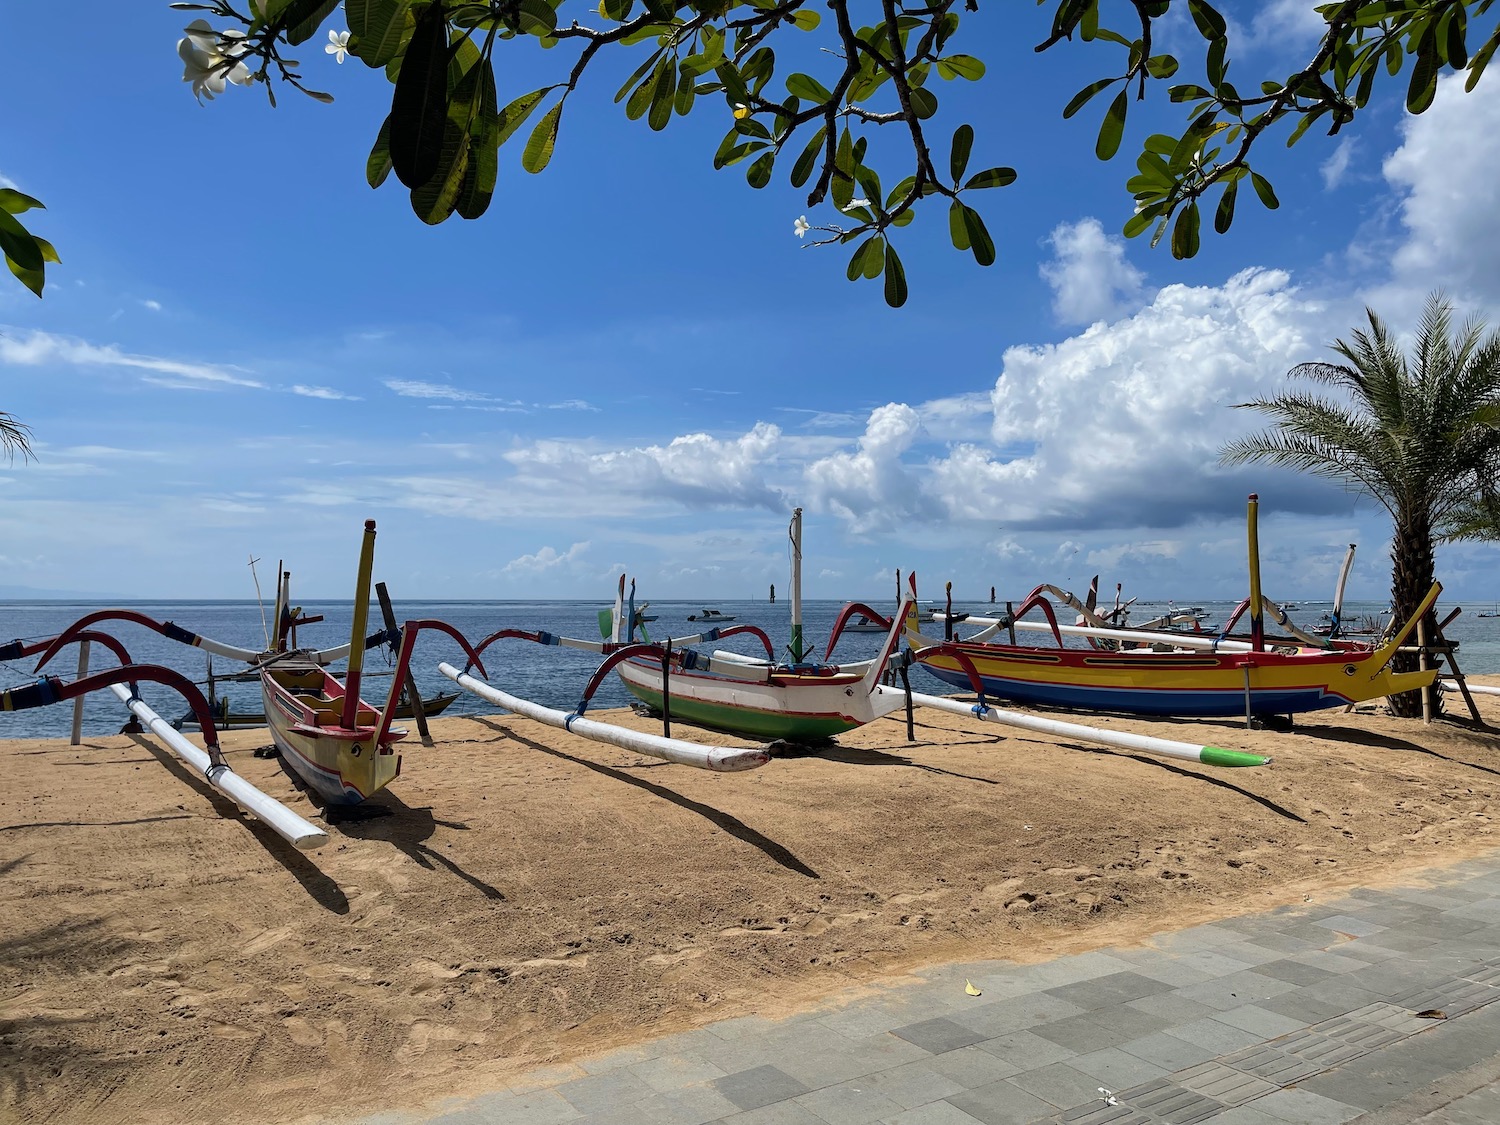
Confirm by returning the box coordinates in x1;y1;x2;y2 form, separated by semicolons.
438;663;771;772
789;507;806;663
879;686;1269;768
108;683;329;849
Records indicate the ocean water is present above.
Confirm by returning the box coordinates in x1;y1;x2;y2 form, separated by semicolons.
2;596;1496;740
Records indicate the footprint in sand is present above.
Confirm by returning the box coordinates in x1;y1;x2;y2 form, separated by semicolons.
645;947;703;966
282;1016;323;1047
242;926;294;956
1005;892;1039;911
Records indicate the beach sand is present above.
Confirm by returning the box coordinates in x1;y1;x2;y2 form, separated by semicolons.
4;680;1500;1124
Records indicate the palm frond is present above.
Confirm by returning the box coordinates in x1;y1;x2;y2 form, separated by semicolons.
0;412;34;463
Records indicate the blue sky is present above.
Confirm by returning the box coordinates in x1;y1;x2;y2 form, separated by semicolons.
3;2;1499;603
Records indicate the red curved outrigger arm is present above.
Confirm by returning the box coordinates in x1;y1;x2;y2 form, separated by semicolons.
573;643;670;717
909;642;991;706
373;619;489;747
2;663;224;761
824;602;894;661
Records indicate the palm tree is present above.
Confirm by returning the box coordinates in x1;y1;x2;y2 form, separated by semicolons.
1220;293;1500;718
1;411;32;462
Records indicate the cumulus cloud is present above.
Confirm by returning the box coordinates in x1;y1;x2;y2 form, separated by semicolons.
1039;218;1146;326
0;329;261;388
1379;75;1500;305
804;404;924;527
501;541;590;574
502;422;786;514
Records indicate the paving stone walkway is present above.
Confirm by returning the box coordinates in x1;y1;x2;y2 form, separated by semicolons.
360;852;1500;1125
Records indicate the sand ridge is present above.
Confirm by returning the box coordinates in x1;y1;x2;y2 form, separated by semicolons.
3;679;1500;1124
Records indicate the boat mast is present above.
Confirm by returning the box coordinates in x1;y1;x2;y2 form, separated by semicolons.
340;520;378;729
1330;543;1356;639
1246;494;1264;651
789;506;806;663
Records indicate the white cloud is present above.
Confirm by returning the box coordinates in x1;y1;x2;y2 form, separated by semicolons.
1039;218;1146;326
543;399;598;412
500;541;590;574
1320;137;1356;190
0;329;262;388
140;299;163;312
503;422;785;513
1247;0;1327;49
292;384;362;401
384;378;501;403
1379;75;1500;305
804;404;924;528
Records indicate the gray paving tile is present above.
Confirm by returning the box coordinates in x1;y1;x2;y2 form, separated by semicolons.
843;1033;938;1072
1007;1062;1116;1110
1042;972;1171;1011
865;1061;969;1111
1185;1106;1282;1125
712;1065;812;1112
717;1101;829;1125
577;1042;664;1075
880;1102;990;1125
1160;1017;1262;1055
1174;969;1299;1011
975;1029;1078;1072
1214;942;1288;968
945;1079;1058;1125
631;1054;730;1093
437;1088;582;1125
556;1069;658;1115
925;1046;1020;1089
1257;981;1382;1024
1210;1003;1308;1039
1251;958;1339;986
892;1018;986;1054
1122;991;1219;1025
648;1084;743;1125
1113;1077;1222;1124
1215;1044;1324;1085
1356;930;1442;953
1053;1100;1150;1125
1009;953;1140;988
1114;1031;1219;1073
1157;924;1260;953
951;995;1089;1038
1285;950;1372;975
1028;1006;1169;1055
793;1078;905;1125
773;1047;877;1091
1062;1047;1167;1091
1247;1087;1362;1123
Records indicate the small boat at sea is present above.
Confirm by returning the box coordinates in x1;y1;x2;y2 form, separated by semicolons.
687;608;735;622
842;614;889;633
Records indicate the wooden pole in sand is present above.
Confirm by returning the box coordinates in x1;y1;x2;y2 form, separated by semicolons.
69;639;90;746
1418;618;1431;723
376;581;429;741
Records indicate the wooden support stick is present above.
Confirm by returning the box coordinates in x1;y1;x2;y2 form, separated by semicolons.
1433;615;1484;726
1418;619;1432;724
375;582;430;741
69;640;90;746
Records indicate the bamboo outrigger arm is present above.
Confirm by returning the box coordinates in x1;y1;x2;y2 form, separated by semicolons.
370;619;489;748
30;608;394;671
438;662;770;772
469;623;776;663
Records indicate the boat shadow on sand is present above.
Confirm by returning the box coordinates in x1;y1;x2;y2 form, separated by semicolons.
269;758;507;904
1288;723;1500;779
123;732;351;915
474;717;819;879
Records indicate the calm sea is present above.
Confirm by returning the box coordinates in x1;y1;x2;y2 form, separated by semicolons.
3;597;1497;740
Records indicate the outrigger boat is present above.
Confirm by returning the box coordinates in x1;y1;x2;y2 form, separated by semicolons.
254;520;484;806
606;508;913;742
40;521;486;807
905;496;1440;720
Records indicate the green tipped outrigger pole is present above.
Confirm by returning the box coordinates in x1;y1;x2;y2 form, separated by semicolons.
788;506;806;663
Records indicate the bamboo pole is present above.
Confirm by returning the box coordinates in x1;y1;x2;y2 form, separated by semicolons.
376;581;429;741
788;507;805;663
439;663;769;772
1418;618;1432;723
340;521;379;729
1246;494;1265;652
68;640;90;746
881;687;1268;767
108;683;328;849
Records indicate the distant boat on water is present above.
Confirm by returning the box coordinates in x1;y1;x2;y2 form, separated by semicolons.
687;608;735;622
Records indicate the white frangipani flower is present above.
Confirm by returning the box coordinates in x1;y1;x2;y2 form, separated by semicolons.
178;19;253;103
326;29;351;63
842;198;871;212
793;216;810;238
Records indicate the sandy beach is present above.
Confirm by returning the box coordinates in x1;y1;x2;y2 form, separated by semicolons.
4;680;1500;1125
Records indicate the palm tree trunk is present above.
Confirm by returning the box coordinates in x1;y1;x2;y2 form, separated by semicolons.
1388;509;1437;718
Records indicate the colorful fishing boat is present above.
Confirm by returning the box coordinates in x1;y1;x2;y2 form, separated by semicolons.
607;508;913;741
906;496;1440;720
257;520;485;806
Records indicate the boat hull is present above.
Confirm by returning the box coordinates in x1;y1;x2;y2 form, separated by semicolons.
616;657;898;741
914;641;1435;718
261;662;405;805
